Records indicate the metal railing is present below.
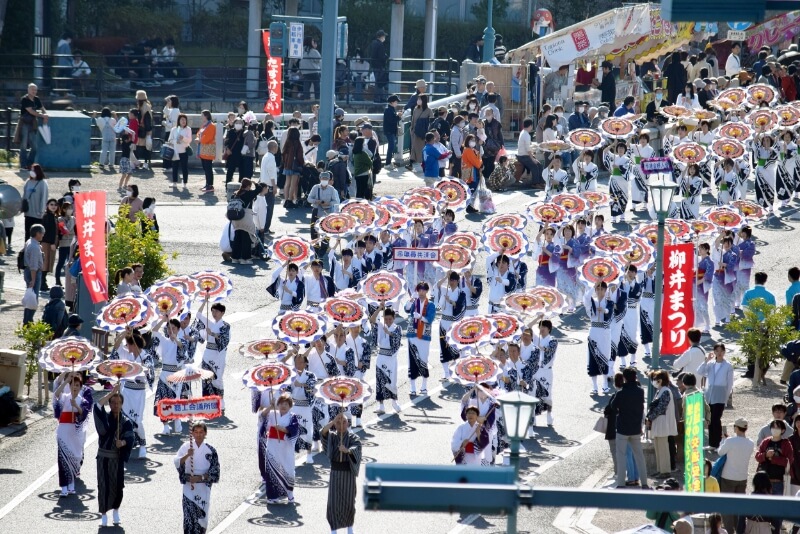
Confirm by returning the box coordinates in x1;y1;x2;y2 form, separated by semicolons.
0;53;460;108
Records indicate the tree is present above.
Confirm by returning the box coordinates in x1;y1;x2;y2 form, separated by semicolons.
470;0;510;21
727;300;800;385
107;205;174;298
11;321;53;400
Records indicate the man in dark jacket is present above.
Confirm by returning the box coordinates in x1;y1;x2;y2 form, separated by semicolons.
383;95;401;167
610;367;650;489
368;30;389;103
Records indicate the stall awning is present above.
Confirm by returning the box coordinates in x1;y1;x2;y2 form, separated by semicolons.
745;11;800;51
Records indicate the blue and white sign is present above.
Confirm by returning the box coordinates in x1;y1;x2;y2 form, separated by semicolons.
728;22;753;31
288;22;304;59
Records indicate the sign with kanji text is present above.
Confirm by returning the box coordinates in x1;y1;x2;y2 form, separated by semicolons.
727;30;747;41
683;391;705;493
261;30;283;116
393;247;441;262
288;22;304;59
641;157;674;175
661;243;694;354
74;191;108;304
157;396;222;420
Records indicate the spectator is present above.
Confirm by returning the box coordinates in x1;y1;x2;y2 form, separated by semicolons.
568;101;590;130
40;198;59;291
350;49;370;101
168;113;192;186
162;95;180;170
673;328;706;375
382;95;401;168
613;96;636;117
788;267;800;305
95;108;117;170
717;417;754;533
18;83;48;170
449;116;465;178
229;179;259;265
22;163;49;240
197;110;217;193
611;367;650;489
665;53;688;104
644;477;680;528
473;76;488;106
725;43;742;76
368;30;388;103
120;184;144;222
543;65;568;101
481;107;503;179
756;404;794;443
753;50;769;78
23;224;45;324
464;36;484;63
742;271;776;319
492;34;507;63
54;32;73;88
68;51;91;97
790;413;800;497
299;37;322;100
784;65;798;102
405;79;427;111
516;118;544;189
645;369;678;477
754;419;793;531
575;62;596;92
134;90;153;170
697;342;734;451
704;458;720;492
258;140;279;235
596;61;616;109
676;81;701;110
409;94;432;172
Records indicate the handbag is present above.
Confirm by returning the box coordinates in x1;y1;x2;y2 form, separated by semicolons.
160;143;175;160
414;116;429;138
21;287;38;310
710;454;727;480
38;124;52;145
593;415;608;433
744;518;773;534
199;143;216;159
185;144;194;157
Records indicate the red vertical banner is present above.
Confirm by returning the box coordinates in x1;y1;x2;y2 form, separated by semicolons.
74;191;108;304
661;243;695;354
262;30;283;115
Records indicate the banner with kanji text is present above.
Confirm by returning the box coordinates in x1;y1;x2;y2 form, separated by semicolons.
262;30;283;115
660;243;694;354
683;391;705;492
74;191;108;304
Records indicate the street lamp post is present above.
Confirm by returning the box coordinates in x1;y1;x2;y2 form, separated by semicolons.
482;0;496;63
647;177;676;403
497;390;539;534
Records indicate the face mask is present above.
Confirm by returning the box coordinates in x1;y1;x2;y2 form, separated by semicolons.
319;180;329;187
577;107;584;113
655;93;663;100
556;112;564;118
795;395;800;403
234;123;243;130
126;191;133;198
685;91;691;97
72;186;80;192
29;171;36;178
771;428;782;438
468;141;476;148
145;206;155;215
65;209;73;216
238;107;245;114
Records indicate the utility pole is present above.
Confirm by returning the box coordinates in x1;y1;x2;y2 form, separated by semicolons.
318;0;338;152
34;0;44;84
482;0;496;62
247;0;263;99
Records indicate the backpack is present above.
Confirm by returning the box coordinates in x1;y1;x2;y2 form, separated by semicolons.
42;300;67;338
17;249;25;272
226;196;245;221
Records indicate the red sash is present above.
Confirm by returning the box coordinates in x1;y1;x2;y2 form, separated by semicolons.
59;411;76;424
465;442;475;454
696;269;705;282
416;298;429;339
268;427;286;440
559;252;568;261
538;254;549;265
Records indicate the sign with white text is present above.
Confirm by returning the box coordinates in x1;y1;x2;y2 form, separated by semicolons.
393;247;441;262
157;396;222;421
661;243;695;354
289;22;304;59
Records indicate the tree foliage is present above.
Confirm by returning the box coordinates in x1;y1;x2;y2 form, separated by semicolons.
470;0;510;21
11;321;53;396
727;300;800;382
107;205;174;298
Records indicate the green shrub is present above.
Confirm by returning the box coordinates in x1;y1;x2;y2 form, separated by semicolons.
107;205;174;298
11;321;54;397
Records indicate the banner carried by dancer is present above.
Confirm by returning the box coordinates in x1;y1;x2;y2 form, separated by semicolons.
661;243;694;354
74;191;108;304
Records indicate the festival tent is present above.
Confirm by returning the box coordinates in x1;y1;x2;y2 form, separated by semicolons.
744;11;800;51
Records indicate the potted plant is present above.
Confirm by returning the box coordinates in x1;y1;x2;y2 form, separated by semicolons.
11;321;53;404
727;299;799;385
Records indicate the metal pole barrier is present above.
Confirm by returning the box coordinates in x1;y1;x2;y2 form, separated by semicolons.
318;0;339;151
507;437;520;534
649;213;666;403
5;108;11;169
482;0;496;63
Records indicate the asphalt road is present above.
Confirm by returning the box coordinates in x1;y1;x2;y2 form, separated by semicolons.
0;163;795;534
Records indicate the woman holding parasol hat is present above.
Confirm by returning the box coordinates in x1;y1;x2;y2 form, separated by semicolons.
287;351;317;464
195;300;231;408
452;406;490;465
259;392;300;503
676;164;704;220
777;130;799;206
109;328;154;459
751;132;779;214
436;272;467;382
630;134;654;211
460;383;500;465
486;253;517;313
267;261;306;313
712;234;739;327
583;282;625;395
404;282;437;396
693;120;716;193
174;422;221;534
152;314;191;435
459;268;483;317
555;224;586;312
604;142;631;223
573;150;599;193
94;382;135;527
529;320;559;427
53;371;93;497
368;304;404;415
695;242;714;334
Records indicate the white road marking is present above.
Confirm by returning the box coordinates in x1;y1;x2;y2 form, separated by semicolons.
0;388;156;521
446;432;603;534
222;311;259;324
552;466;609;534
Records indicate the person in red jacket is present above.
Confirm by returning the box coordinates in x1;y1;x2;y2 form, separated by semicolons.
755;419;794;532
783;65;798;102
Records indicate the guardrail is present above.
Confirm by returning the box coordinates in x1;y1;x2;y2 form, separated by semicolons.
0;53;460;108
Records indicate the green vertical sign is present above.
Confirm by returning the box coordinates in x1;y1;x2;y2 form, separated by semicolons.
684;391;705;492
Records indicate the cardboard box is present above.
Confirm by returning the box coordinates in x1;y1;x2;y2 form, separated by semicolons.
0;350;25;367
0;364;26;399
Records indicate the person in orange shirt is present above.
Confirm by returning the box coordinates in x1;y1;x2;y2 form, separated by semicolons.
197;109;217;193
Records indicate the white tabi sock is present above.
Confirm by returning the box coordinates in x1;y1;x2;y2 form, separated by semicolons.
112;509;120;524
591;376;599;391
619;356;627;368
378;402;385;412
421;377;428;390
442;363;451;378
347;527;355;534
410;379;417;393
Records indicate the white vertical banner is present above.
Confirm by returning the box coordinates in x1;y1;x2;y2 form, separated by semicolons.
289;22;304;59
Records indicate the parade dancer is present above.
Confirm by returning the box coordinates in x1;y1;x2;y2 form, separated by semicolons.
573;150;598;193
543;154;568;201
259;393;300;504
695;242;714;334
329;247;361;292
288;351;317;464
734;225;755;308
361;234;383;274
330;327;363;427
174;422;220;534
321;413;362;534
640;265;657;359
752;132;779;214
693;121;715;193
534;225;558;287
94;382;135;527
676;163;704;220
110;329;154;459
778;130;798;206
530;320;558;426
555;224;585;312
178;310;202;362
347;323;371;381
437;271;466;381
452;406;490;465
53;371;92;497
630;134;654;211
583;282;622;394
153;315;190;435
712;234;739;326
404;282;436;396
460;268;483;317
606;142;631;223
608;278;628;381
486;253;517;313
575;218;593;262
195;300;231;407
618;264;642;368
460;384;499;465
717;158;738;206
369;303;403;414
378;230;394;270
304;259;336;312
267;261;306;312
500;343;530;395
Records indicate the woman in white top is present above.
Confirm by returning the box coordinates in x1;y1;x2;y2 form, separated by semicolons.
168;113;192;185
676;82;701;110
162;95;180;170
